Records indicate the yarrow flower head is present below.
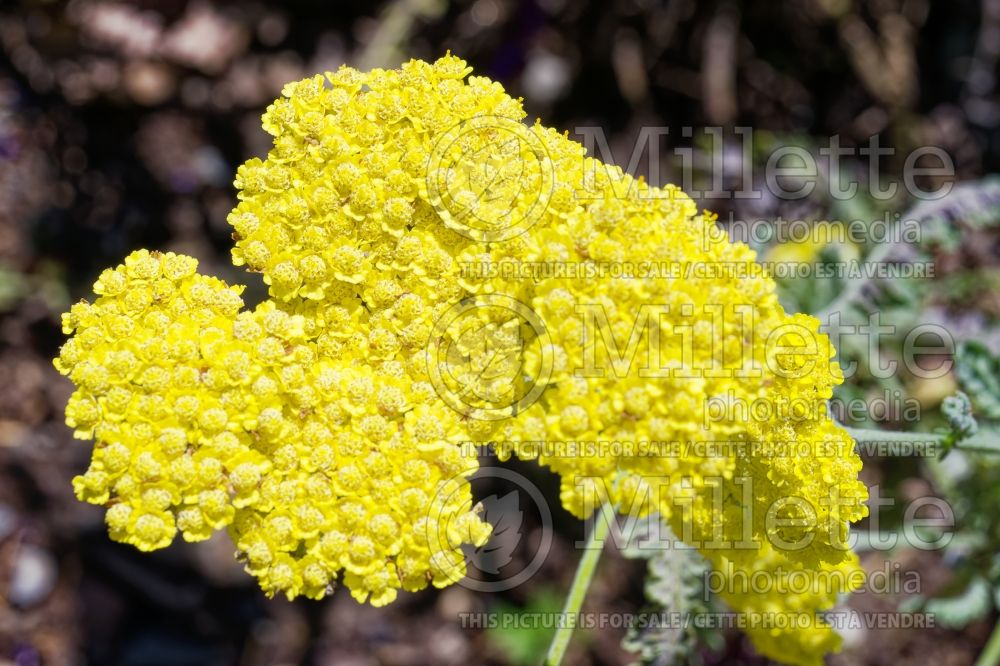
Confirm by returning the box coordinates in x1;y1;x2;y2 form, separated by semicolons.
56;249;490;604
56;54;867;665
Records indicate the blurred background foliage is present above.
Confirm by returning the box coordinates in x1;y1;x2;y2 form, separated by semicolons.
0;0;999;664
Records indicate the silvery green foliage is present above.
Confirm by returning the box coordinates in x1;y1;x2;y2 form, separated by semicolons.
956;342;1000;421
924;576;993;629
619;515;720;666
941;391;979;455
913;177;1000;252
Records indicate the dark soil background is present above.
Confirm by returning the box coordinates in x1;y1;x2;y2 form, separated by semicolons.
0;1;997;665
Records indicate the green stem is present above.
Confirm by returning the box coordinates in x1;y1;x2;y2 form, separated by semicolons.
844;427;942;443
359;0;444;69
844;427;1000;455
976;619;1000;666
544;502;615;666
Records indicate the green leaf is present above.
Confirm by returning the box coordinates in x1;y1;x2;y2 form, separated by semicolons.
620;516;719;666
924;576;993;629
486;588;563;666
940;392;979;456
955;342;1000;421
0;265;27;311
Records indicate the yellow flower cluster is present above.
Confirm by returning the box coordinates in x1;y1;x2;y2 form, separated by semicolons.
57;55;867;665
56;249;490;603
57;250;249;552
470;160;867;663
